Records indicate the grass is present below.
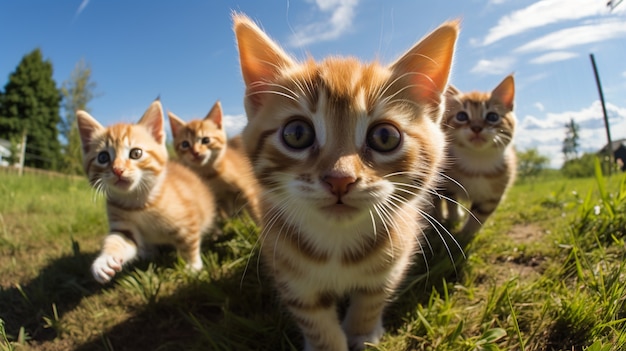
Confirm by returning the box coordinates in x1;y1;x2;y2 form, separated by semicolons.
0;167;625;351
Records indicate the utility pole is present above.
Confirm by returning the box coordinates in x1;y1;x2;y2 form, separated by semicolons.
589;53;613;175
18;130;27;176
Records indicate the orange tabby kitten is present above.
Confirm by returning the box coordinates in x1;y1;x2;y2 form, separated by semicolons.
76;100;216;284
435;75;517;247
168;101;261;222
234;13;458;351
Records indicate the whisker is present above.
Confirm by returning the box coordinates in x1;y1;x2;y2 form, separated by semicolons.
372;204;394;259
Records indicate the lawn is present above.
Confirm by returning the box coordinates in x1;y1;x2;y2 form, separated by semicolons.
0;167;625;351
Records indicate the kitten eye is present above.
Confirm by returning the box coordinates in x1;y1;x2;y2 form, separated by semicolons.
282;119;315;149
367;123;401;152
129;148;143;160
201;137;210;144
181;141;191;149
455;111;469;122
486;112;500;123
97;151;110;164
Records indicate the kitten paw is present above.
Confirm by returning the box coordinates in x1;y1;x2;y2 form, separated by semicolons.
91;255;123;284
347;325;384;351
186;259;203;272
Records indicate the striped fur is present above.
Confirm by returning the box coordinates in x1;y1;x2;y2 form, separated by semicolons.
168;101;261;222
76;100;216;284
234;13;458;351
435;75;517;246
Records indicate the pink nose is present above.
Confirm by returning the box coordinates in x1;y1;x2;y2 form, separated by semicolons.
112;167;124;177
322;176;357;196
471;126;483;133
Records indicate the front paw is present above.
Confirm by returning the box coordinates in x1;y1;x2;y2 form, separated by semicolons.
186;259;203;272
91;254;123;284
347;325;384;351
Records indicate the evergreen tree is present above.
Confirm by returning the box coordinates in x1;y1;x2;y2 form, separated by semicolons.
562;118;580;162
0;48;62;170
60;59;98;174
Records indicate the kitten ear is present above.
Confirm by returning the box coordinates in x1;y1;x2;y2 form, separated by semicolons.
204;100;223;129
390;20;459;110
491;74;515;110
446;85;461;97
138;100;166;145
167;111;185;137
76;110;104;155
233;13;295;116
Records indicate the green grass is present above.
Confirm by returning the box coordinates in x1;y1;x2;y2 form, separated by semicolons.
0;169;625;351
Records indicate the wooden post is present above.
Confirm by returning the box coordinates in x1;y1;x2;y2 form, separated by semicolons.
18;130;27;176
590;53;613;175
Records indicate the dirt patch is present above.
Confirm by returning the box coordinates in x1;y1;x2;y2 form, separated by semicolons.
506;223;546;245
486;223;549;284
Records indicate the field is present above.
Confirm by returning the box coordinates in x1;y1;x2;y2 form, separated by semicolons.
0;168;625;351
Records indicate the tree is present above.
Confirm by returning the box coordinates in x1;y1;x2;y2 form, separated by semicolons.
0;48;62;170
60;59;98;174
517;148;550;179
562;118;580;162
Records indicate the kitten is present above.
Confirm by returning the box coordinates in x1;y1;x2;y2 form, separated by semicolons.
233;13;458;351
76;100;216;284
435;75;517;247
168;101;262;222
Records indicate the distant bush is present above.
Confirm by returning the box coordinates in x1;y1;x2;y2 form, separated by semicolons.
561;153;623;178
517;147;550;180
561;153;599;178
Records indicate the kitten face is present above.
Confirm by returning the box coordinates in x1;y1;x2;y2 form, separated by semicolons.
76;101;167;198
444;75;516;152
169;101;226;168
247;62;447;228
234;14;458;228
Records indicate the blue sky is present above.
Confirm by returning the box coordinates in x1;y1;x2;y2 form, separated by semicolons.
1;0;625;167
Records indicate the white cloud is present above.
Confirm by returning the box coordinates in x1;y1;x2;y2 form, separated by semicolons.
529;51;579;64
523;73;549;84
482;0;620;46
74;0;90;20
534;102;545;111
516;100;626;168
470;57;515;75
223;113;247;138
622;71;626;78
287;0;359;47
515;19;626;53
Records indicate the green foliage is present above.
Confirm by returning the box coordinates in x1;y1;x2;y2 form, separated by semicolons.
561;153;601;178
1;171;626;350
0;48;62;170
516;147;550;180
0;319;15;351
60;59;98;175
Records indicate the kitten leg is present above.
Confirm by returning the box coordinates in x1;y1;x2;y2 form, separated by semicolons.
281;292;348;351
458;199;499;246
175;232;203;271
241;187;262;223
342;288;388;351
92;231;138;284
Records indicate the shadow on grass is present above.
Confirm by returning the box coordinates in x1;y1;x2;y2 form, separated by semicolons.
66;221;301;351
8;222;470;351
70;227;471;351
0;240;101;342
386;228;470;332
